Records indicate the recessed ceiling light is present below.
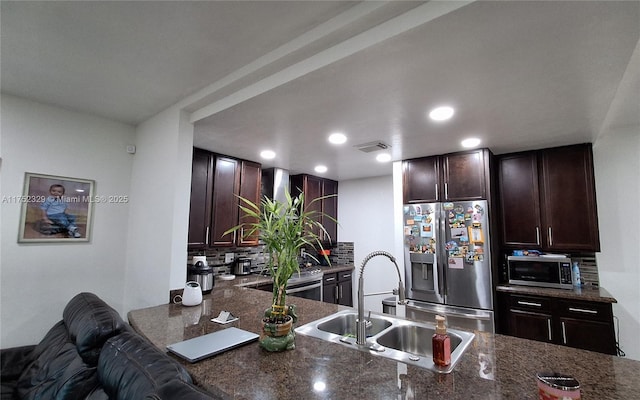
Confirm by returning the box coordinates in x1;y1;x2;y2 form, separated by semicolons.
461;137;481;148
314;165;328;174
429;106;455;121
328;133;347;145
376;153;392;162
260;150;276;159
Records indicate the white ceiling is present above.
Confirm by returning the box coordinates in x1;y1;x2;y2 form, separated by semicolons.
2;1;639;181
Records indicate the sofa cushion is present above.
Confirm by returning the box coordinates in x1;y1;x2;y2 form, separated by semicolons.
63;292;127;365
98;331;192;399
15;321;98;400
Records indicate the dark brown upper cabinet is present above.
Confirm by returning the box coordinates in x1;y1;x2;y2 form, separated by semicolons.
290;174;338;244
403;149;491;203
497;144;600;252
187;149;261;249
188;148;214;248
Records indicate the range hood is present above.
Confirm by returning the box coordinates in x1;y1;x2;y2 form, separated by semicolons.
261;168;290;203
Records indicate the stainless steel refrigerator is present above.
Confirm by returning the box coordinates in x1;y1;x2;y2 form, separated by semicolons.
402;200;494;332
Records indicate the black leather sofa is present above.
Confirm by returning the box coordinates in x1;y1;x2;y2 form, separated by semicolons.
0;292;219;400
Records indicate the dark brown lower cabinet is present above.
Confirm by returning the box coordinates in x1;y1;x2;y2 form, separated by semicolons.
323;271;353;306
497;292;616;355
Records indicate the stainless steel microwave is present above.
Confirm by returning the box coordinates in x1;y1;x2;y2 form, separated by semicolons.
507;256;573;289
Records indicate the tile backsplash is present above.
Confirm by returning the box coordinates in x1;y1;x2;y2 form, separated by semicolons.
187;242;354;275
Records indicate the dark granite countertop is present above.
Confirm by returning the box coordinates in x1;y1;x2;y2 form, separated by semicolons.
129;278;638;399
496;284;617;303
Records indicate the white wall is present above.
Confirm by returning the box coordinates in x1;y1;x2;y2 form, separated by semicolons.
0;95;135;348
123;107;193;311
593;128;640;361
338;175;398;313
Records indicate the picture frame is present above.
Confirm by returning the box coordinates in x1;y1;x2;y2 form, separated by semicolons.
18;172;95;243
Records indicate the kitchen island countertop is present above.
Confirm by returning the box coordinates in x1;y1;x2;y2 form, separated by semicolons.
129;278;639;399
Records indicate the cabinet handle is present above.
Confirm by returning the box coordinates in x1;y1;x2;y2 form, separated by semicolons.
205;227;210;245
568;307;598;314
547;319;552;341
342;274;352;279
435;183;439;201
548;227;553;247
517;301;542;307
325;277;336;282
444;183;449;200
535;227;540;246
561;321;567;344
335;286;339;302
339;285;343;299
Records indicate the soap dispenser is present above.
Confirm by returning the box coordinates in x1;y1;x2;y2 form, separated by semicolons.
432;315;451;367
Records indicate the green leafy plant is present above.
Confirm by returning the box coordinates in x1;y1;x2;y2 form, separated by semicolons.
225;191;335;322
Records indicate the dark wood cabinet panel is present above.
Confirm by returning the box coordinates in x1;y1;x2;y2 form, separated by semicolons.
237;160;261;246
290;174;338;244
498;153;541;247
497;292;616;355
403;156;440;203
188;149;262;249
442;150;487;201
188;149;214;248
210;156;240;246
497;144;600;252
540;145;600;251
403;149;491;203
509;310;553;342
322;271;353;306
559;317;616;354
322;179;338;243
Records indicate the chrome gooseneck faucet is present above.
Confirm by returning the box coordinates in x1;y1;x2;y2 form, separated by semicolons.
357;251;406;346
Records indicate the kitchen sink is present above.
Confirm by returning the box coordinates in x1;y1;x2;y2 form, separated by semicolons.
376;324;463;357
317;312;392;337
295;310;475;373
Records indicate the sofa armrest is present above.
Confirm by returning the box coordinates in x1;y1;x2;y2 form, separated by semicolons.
0;345;36;381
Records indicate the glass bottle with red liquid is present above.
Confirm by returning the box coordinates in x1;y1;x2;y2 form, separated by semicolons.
432;315;451;367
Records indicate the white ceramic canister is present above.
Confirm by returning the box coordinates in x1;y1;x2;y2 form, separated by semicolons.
181;281;203;306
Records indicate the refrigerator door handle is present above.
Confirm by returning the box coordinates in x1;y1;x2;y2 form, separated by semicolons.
435;183;438;201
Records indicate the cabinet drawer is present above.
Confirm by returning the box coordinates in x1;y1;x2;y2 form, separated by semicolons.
323;272;338;285
508;295;552;312
556;300;612;322
338;271;353;282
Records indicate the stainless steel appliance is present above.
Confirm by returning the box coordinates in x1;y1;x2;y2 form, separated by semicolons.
234;258;252;276
507;255;573;289
403;200;494;331
256;268;323;301
286;269;323;301
187;262;214;294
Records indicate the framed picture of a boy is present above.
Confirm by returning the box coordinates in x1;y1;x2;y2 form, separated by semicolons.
18;173;95;243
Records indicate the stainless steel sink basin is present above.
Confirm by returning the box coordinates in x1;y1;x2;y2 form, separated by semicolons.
317;312;392;337
295;310;475;373
376;324;463;357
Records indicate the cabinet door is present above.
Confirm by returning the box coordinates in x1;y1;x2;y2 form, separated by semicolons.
210;156;240;246
237;161;261;246
558;318;616;355
322;273;338;304
322;179;338;243
498;152;542;247
337;271;353;307
539;144;600;251
442;149;487;201
402;157;440;203
508;309;553;343
188;149;213;248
